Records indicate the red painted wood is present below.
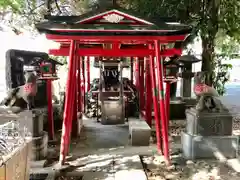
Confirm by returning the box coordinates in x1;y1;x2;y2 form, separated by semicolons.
78;10;148;25
81;57;86;112
77;57;82;113
135;58;140;90
46;34;187;42
155;40;170;165
52;29;182;33
49;47;182;57
86;56;91;91
72;57;79;138
149;44;162;154
69;8;166;27
65;54;77;156
59;40;77;165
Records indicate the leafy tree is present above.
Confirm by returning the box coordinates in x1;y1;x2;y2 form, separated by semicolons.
1;0;239;95
120;0;240;95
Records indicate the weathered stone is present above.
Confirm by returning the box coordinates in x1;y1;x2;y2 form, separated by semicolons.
185;108;233;136
180;72;194;98
18;110;34;134
181;131;238;160
115;170;147;180
32;109;44;137
183;98;197;107
82;171;114;180
128;118;151;146
32;131;48;161
101;100;125;125
169;100;186;120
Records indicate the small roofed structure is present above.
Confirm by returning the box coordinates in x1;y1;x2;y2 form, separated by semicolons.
36;5;193;166
5;49;63;140
6;49;63;70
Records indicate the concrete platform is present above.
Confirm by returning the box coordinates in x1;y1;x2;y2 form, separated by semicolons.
30;167;56;180
181;131;239;160
68;155;147;180
114;155;147;180
128;118;151;146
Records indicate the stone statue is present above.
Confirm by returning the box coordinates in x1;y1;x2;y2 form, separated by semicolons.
193;72;227;112
1;72;38;113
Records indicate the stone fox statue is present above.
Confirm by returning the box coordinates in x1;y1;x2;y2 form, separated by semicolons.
193;72;227;112
1;72;38;113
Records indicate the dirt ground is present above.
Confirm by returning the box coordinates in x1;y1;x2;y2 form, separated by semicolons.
45;117;240;180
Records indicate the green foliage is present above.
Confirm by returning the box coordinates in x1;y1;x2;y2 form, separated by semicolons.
1;0;240;95
124;0;240;95
49;55;67;65
0;0;25;13
213;31;240;95
219;0;240;41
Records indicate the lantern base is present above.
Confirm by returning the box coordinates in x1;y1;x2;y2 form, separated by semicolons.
169;99;186;120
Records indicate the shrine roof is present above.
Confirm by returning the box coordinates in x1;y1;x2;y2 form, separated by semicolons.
36;6;192;37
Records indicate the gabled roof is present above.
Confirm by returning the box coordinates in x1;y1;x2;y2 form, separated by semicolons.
36;6;192;37
44;6;176;25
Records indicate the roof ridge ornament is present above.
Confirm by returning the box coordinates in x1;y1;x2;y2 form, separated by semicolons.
103;13;124;23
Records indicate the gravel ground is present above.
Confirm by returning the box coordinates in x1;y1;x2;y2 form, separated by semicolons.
146;108;240;180
142;155;240;180
44;107;240;180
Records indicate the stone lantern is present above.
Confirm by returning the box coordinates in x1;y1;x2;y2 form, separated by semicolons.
177;54;201;106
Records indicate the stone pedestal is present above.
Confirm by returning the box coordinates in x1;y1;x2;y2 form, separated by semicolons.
183;98;197;107
182;132;238;159
177;55;201;100
31;131;48;161
169;99;186;120
185;108;233;136
128;118;151;146
182;107;238;159
101;100;125;125
32;109;44;137
180;72;194;98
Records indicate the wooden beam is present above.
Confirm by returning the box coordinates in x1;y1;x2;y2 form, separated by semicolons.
49;47;182;57
46;34;187;42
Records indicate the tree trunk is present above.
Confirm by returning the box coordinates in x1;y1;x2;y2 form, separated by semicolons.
200;0;219;86
201;37;215;86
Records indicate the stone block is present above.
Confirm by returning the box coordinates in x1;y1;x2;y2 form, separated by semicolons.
18;110;34;134
82;171;113;180
30;168;56;180
32;109;44;137
169;100;186;120
115;170;147;180
32;131;48;161
129;118;151;146
72;116;83;137
114;155;143;171
183;98;197;107
30;160;46;168
181;131;238;160
101;100;125;125
185;108;233;136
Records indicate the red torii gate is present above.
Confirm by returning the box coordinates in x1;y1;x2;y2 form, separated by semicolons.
35;6;192;166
